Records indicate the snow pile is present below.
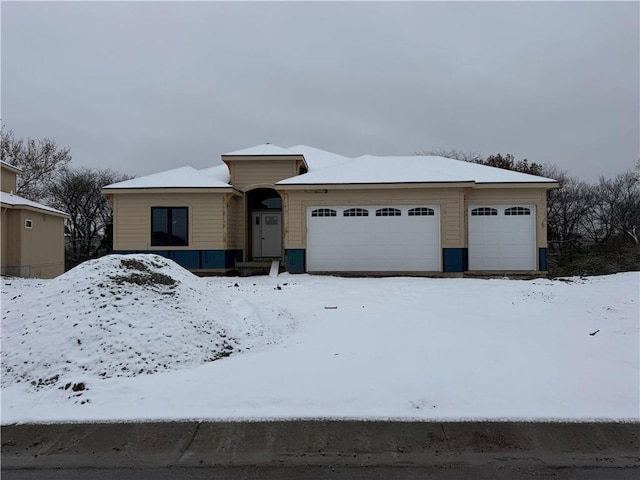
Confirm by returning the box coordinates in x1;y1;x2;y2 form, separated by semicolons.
1;254;293;400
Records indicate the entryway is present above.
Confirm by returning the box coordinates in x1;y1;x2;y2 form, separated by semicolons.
246;188;283;260
252;212;282;257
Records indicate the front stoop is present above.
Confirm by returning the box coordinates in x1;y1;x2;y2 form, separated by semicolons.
235;260;283;277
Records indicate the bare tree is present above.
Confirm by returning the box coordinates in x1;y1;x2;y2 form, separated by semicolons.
582;169;640;246
0;127;72;201
541;166;591;245
49;167;130;267
418;149;544;176
417;148;485;163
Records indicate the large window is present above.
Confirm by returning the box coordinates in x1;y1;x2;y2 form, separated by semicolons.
151;207;188;246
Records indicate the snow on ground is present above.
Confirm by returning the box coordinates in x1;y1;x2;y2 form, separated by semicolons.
1;255;293;406
1;256;638;424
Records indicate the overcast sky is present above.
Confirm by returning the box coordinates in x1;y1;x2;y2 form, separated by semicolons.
2;1;638;182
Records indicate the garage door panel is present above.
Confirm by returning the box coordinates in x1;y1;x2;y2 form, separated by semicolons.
307;205;440;272
468;205;536;271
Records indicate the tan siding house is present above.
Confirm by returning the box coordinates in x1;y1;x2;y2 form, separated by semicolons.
1;161;68;278
104;144;558;275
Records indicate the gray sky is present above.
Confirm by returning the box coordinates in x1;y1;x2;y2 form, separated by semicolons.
2;1;638;182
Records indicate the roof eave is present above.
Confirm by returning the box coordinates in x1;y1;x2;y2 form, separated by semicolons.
276;181;476;190
102;186;241;195
0;161;23;174
473;181;560;189
1;202;69;218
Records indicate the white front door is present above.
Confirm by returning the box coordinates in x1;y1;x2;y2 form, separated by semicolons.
252;212;282;258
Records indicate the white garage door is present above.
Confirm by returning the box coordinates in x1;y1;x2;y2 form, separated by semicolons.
306;205;440;272
468;205;536;271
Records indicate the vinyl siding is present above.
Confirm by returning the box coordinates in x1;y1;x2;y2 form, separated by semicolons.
112;192;226;250
1;209;65;278
1;168;17;193
19;210;65;278
1;208;20;268
225;194;244;250
229;160;298;190
282;188;463;249
466;188;548;246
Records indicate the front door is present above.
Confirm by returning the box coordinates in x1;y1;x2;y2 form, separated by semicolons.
252;212;282;258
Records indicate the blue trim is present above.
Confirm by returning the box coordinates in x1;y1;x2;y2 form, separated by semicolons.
201;250;224;269
443;248;468;272
285;249;306;274
539;248;547;271
114;250;243;270
169;250;200;269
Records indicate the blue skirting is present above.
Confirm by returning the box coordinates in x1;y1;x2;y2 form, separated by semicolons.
442;248;468;272
114;250;243;269
285;249;306;274
538;248;547;271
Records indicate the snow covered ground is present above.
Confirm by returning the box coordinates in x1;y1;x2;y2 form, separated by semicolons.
1;255;638;424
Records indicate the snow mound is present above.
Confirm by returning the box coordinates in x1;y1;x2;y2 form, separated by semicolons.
1;254;294;396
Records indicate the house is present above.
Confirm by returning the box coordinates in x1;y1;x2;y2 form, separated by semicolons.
1;161;68;278
103;144;558;275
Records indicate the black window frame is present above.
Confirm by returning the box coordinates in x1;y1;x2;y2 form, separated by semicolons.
311;208;337;217
504;207;531;216
376;208;402;217
471;207;498;216
151;207;189;246
408;207;435;216
343;208;369;217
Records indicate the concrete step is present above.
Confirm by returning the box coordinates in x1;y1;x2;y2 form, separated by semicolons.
235;260;283;277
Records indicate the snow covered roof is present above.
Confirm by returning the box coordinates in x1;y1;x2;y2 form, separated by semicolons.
224;144;301;157
1;160;22;174
286;145;352;172
199;163;231;183
277;154;557;185
224;144;352;171
103;146;556;190
0;191;68;217
103;167;232;189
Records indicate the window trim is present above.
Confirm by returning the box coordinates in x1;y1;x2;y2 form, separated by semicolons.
24;219;33;230
408;207;435;217
505;206;531;216
471;207;498;216
375;207;401;217
343;208;369;217
311;208;337;217
151;207;189;246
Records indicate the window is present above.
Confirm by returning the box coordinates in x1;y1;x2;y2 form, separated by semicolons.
343;208;369;217
151;207;188;246
408;207;435;216
471;207;498;216
505;207;531;216
311;208;337;217
24;219;33;230
376;208;401;217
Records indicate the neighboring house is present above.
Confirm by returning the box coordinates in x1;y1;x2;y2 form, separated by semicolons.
1;161;68;278
103;144;558;275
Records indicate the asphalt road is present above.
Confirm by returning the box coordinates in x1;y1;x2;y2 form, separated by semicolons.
3;421;639;479
4;466;640;480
